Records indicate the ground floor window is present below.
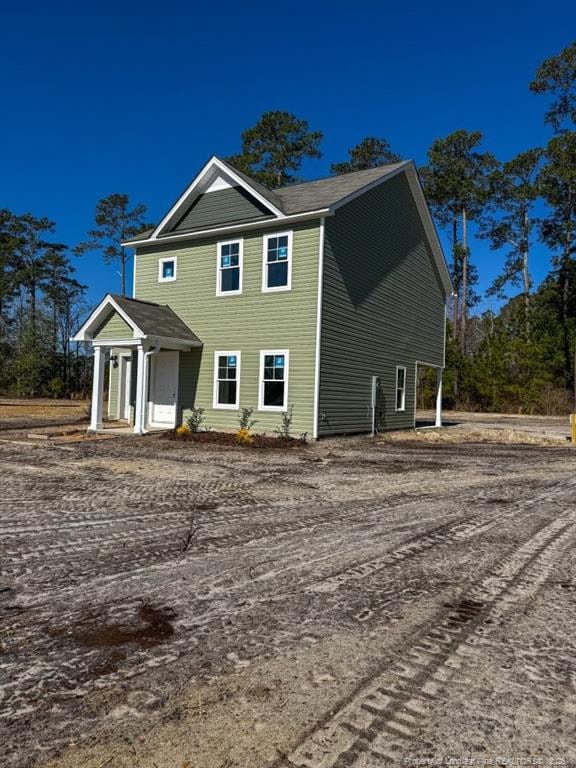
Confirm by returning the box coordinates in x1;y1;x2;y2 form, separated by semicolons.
395;366;406;411
213;351;240;408
259;350;289;411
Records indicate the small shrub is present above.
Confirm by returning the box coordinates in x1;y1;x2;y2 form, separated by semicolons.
274;404;294;439
46;377;64;399
235;428;253;445
186;407;206;433
176;424;191;437
238;407;257;431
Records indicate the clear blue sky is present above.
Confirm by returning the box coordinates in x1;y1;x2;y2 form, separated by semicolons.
1;1;574;313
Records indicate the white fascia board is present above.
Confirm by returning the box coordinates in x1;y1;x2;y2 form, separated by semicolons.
122;208;331;248
71;294;145;341
150;156;284;240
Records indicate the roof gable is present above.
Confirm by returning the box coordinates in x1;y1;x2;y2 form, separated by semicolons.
72;294;202;345
168;184;274;234
151;156;284;239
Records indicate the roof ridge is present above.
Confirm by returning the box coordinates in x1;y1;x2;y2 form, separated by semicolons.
110;293;163;308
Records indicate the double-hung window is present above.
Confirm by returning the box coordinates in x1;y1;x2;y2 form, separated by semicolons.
262;232;292;292
213;352;240;409
217;240;242;295
395;366;406;411
259;350;289;411
158;257;176;282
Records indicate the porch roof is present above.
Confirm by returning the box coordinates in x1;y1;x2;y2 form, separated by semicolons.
72;293;202;347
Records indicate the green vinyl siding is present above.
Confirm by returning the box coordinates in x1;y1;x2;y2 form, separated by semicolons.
93;311;133;341
169;187;273;233
135;220;320;435
318;172;447;436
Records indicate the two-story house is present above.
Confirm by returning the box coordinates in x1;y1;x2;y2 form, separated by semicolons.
73;156;452;438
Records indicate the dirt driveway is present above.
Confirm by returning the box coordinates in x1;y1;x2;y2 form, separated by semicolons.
1;432;575;768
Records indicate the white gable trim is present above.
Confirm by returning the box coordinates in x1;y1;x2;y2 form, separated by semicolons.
72;294;144;342
151;156;284;239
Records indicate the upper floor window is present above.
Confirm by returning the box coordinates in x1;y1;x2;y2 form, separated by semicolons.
158;257;176;282
262;232;292;292
213;351;240;409
396;366;406;411
217;240;243;295
259;350;289;411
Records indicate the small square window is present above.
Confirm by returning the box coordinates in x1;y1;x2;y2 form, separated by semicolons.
159;258;176;282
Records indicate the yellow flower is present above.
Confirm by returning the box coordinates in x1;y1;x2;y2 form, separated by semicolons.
235;428;253;445
176;424;191;437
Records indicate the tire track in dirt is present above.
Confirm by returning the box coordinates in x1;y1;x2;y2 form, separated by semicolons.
306;474;576;596
278;509;576;767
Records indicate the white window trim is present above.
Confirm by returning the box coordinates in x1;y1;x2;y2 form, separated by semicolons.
216;239;243;296
395;365;407;412
213;350;241;409
258;349;289;412
262;231;293;293
158;256;177;283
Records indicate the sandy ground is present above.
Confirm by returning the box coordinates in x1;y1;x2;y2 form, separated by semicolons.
0;400;89;432
1;423;576;768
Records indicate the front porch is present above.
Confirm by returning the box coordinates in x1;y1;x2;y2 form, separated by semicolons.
72;294;202;435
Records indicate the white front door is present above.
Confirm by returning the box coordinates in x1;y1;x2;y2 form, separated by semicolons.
119;354;132;421
150;351;179;426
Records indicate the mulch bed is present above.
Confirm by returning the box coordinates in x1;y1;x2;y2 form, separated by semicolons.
162;429;307;449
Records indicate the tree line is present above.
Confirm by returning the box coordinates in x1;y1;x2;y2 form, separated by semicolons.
1;41;574;413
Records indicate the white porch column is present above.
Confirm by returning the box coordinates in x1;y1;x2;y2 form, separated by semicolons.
134;344;147;434
89;345;105;431
435;367;443;428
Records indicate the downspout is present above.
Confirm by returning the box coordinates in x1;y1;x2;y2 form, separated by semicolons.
140;340;161;433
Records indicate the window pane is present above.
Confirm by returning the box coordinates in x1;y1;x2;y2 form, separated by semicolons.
221;255;231;268
277;246;288;260
268;237;278;252
162;261;174;278
218;380;237;405
264;355;274;368
397;368;405;387
264;367;273;380
264;380;284;407
268;262;288;288
221;267;239;292
273;366;285;380
218;367;227;380
396;389;403;410
274;355;285;368
230;242;239;256
218;356;227;368
228;355;236;367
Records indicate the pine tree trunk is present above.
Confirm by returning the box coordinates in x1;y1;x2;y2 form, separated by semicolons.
460;208;468;354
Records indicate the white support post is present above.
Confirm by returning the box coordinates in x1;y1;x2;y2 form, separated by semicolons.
435;367;443;428
89;346;105;432
134;345;147;434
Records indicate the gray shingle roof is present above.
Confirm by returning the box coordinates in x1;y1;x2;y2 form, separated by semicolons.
110;294;202;344
122;160;410;243
272;163;408;214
